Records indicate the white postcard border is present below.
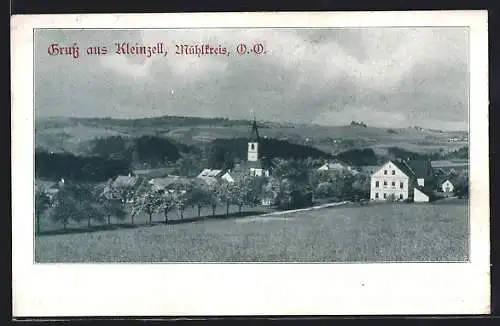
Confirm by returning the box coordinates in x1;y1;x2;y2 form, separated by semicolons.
11;11;490;316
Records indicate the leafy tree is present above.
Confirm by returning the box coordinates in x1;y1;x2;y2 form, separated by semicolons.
99;183;128;225
158;190;176;222
351;172;371;201
261;177;281;205
230;173;256;214
336;148;378;166
271;158;309;183
174;153;204;177
35;186;51;234
453;171;469;199
315;182;334;199
173;189;189;219
189;182;211;218
206;182;221;216
131;187;162;224
217;181;233;216
48;182;98;230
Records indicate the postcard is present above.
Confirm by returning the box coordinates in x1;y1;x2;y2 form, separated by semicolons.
11;10;490;316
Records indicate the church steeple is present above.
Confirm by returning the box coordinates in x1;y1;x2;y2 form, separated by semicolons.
247;112;260;162
249;115;260;142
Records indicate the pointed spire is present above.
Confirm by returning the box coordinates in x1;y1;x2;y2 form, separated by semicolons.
249;111;260;141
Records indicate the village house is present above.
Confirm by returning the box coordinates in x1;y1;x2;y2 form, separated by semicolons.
113;174;139;189
37;178;65;201
101;174;145;202
196;169;234;185
441;179;455;194
370;159;434;202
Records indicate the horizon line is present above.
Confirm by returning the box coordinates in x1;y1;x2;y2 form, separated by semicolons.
36;114;469;133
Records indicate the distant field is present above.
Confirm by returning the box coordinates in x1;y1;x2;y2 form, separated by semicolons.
431;160;469;169
35;116;468;155
35;200;468;263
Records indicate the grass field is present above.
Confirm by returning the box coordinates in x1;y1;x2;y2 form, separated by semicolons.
35;199;468;263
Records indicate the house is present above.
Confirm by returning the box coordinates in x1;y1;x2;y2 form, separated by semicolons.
149;175;190;191
113;174;139;189
36;178;65;201
370;159;434;202
261;192;279;206
196;169;234;185
101;175;145;202
441;179;455;194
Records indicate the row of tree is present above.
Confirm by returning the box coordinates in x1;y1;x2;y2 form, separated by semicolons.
35;172;269;234
35;157;374;234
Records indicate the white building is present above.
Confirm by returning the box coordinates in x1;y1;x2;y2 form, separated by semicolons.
370;159;434;202
441;179;455;193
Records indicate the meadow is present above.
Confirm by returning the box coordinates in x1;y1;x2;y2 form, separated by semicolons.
35;199;468;263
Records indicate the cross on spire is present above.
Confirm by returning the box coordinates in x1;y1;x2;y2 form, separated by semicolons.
249;110;260;141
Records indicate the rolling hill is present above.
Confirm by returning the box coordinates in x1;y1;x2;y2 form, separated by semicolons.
35;115;468;157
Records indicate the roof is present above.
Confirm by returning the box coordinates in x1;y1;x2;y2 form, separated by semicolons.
149;176;188;189
113;175;139;188
197;169;225;178
233;161;263;172
414;186;431;196
249;118;260;142
360;165;380;174
319;162;345;170
391;160;416;178
406;159;433;179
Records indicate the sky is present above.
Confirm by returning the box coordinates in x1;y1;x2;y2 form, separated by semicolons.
35;28;469;130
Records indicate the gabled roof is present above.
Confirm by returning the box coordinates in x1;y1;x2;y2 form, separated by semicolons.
441;177;458;185
113;175;139;188
149;176;189;190
414;185;431;196
388;160;416;178
406;159;433;179
197;169;225;178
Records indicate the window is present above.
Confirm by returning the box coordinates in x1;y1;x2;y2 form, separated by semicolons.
383;181;387;186
400;182;404;189
384;170;387;175
250;143;255;150
383;193;387;199
392;170;395;175
375;181;379;188
375;192;379;199
399;194;403;200
391;181;395;187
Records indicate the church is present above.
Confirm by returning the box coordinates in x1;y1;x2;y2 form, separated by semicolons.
196;117;270;184
232;116;270;177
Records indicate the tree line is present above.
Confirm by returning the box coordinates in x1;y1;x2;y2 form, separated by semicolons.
35;150;131;182
35;157;372;234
